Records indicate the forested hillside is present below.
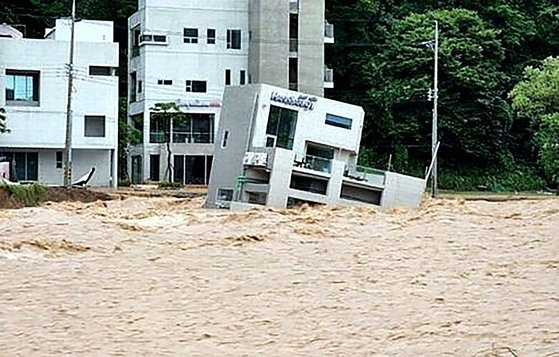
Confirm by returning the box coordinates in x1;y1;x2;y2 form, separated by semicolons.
2;0;558;190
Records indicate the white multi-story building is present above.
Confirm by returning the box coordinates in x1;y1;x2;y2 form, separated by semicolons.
0;20;119;187
206;84;426;210
127;0;334;184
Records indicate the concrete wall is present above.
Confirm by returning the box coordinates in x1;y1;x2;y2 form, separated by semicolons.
248;0;325;96
248;84;364;157
298;0;325;96
381;172;426;208
46;20;114;42
205;85;260;207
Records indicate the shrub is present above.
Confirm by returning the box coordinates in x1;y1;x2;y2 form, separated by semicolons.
158;181;184;189
0;182;46;206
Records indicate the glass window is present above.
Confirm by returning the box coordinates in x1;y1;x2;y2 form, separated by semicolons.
56;151;63;169
183;28;198;43
185;80;207;93
207;29;216;44
89;66;113;76
266;105;298;150
227;29;241;49
5;69;40;104
325;113;352;129
225;69;231;85
84;116;106;137
221;130;229;148
150;113;171;143
240;70;246;85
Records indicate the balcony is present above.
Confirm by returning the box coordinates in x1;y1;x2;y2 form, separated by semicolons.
172;131;214;144
324;21;334;43
293;154;332;174
324;66;334;88
344;164;386;188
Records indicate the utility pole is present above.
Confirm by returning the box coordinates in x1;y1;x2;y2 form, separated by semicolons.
431;20;439;198
63;0;76;187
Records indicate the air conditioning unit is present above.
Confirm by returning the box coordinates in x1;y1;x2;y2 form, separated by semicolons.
251;153;268;167
243;152;254;165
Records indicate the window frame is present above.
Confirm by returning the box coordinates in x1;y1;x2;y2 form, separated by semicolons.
84;115;106;138
226;29;242;50
183;28;199;44
5;69;40;106
325;113;353;130
185;80;207;93
207;28;216;44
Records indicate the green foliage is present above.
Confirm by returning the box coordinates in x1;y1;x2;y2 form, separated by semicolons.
158;181;184;190
439;167;545;192
0;183;46;207
510;57;559;184
0;108;9;134
118;179;131;187
118;97;140;179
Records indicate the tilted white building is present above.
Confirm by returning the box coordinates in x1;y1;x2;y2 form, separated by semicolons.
127;0;334;184
206;84;426;210
0;20;119;187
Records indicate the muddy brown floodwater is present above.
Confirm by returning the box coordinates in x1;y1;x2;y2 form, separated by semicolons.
0;196;558;356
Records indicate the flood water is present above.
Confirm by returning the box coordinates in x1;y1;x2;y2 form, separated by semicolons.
1;197;558;356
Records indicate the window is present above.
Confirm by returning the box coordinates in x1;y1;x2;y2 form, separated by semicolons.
56;151;63;169
5;69;40;105
325;114;352;129
138;80;143;93
207;29;216;44
129;72;137;102
172;113;215;144
217;189;233;202
0;152;39;181
84;115;106;137
240;70;246;85
225;69;231;85
289;58;298;91
89;66;113;76
157;79;173;85
185;80;207;93
150;113;171;143
221;130;229;148
139;34;167;44
183;28;198;43
227;29;241;49
266;105;298;150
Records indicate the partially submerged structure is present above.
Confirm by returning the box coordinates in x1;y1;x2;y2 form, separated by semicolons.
206;84;426;210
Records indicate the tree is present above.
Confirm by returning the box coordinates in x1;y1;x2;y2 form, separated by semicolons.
510;57;559;185
0;108;10;134
150;102;184;182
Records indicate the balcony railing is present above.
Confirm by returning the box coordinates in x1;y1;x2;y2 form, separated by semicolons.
324;21;334;42
294;154;332;174
172;131;214;144
344;164;386;186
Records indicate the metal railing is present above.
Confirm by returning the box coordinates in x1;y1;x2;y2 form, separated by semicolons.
344;164;385;185
172;131;214;144
324;21;334;40
293;154;332;174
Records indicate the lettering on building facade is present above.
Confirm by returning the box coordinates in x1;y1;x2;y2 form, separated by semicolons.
270;92;317;111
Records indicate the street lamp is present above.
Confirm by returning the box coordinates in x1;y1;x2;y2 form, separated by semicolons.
414;20;439;198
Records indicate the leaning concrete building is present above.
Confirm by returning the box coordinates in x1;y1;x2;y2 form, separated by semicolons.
206;84;426;210
127;0;334;184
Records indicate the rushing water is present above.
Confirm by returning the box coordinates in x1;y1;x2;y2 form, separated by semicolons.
1;197;558;356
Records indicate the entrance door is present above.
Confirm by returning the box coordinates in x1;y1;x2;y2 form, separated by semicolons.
131;155;142;184
173;155;213;184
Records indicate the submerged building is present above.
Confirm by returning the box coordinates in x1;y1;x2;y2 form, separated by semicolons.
0;20;119;187
206;84;426;210
126;0;334;184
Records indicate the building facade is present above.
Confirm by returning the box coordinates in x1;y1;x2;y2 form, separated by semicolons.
0;20;119;187
127;0;333;184
206;84;426;210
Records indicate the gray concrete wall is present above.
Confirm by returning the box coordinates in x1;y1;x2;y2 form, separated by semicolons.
248;0;325;96
381;172;426;208
266;148;295;208
298;0;325;96
205;85;260;207
248;0;289;88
